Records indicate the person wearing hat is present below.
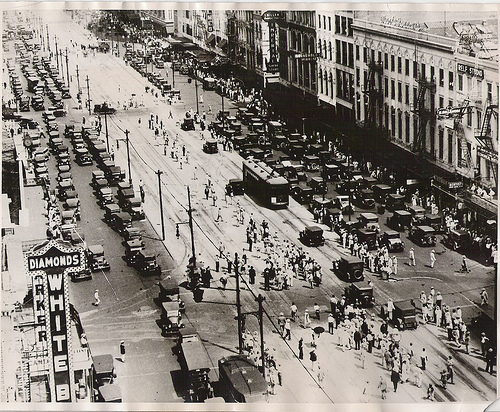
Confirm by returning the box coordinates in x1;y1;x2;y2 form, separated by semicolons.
480;288;489;306
93;289;100;306
409;247;416;266
304;309;311;328
461;255;470;273
481;332;490;356
119;341;126;363
485;347;495;375
430;250;436;268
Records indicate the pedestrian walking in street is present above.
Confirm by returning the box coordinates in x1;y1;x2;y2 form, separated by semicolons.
446;356;454;384
427;383;435;401
378;376;388;399
480;288;489;306
387;298;395;321
220;276;227;290
430;250;436;268
304;309;311;328
119;341;126;363
485;347;495;375
314;303;320;320
328;313;335;334
464;330;471;354
360;350;366;369
409;248;416;266
215;207;223;222
93;289;100;306
391;367;400;392
420;348;428;370
310;349;317;371
168;110;173;119
415;367;423;388
139;179;145;202
284;318;291;340
290;302;297;321
298;337;304;360
248;266;256;284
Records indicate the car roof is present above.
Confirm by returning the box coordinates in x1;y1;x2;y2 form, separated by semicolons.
340;255;363;264
394;210;411;216
417;225;435;233
384;230;400;236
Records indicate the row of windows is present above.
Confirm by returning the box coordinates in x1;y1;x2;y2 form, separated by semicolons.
289;11;315;27
318;39;354;68
318;14;353;37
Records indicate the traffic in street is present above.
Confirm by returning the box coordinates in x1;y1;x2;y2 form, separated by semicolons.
2;8;496;405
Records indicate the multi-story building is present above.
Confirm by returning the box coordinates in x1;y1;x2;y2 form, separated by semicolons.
352;12;498;191
139;10;175;35
317;11;355;124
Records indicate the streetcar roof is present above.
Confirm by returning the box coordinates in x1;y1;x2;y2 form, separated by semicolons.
243;159;288;185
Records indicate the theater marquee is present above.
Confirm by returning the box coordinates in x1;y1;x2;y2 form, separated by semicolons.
25;240;85;402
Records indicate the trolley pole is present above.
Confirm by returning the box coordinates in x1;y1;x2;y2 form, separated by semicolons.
235;253;243;354
46;24;50;53
125;129;132;184
104;112;109;152
86;75;91;116
76;65;81;92
65;48;70;87
55;36;59;68
256;294;266;379
221;93;225;126
187;186;196;269
60;51;65;82
157;170;165;240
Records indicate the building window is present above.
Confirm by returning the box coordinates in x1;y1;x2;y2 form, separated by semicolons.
439;68;444;87
405;113;410;143
335;40;340;63
487;82;493;102
384;53;388;70
421;63;426;78
413;61;418;79
319;69;323;94
348;18;353;36
413;86;417;106
391;107;396;137
447;130;453;163
439;96;444;108
391;79;395;100
363;47;367;63
341;16;346;34
329;41;333;61
467;107;472;127
335;15;340;33
318;14;321;28
477;109;482;129
391;55;395;72
398;82;402;102
438;128;444;159
405;84;410;105
397;56;402;74
356;45;359;60
356;67;360;87
458;74;464;92
429;125;435;156
398;111;403;139
342;41;348;66
405;58;410;76
385;104;389;131
457;137;462;165
430;66;435;82
323;40;327;59
348;43;354;68
414;118;418;146
384;77;389;98
448;71;454;91
186;10;190;18
328;16;332;31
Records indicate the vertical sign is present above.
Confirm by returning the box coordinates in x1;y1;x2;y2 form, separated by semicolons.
263;11;281;73
26;240;84;402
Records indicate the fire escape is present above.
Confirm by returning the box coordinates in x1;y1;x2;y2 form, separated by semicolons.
411;73;436;160
363;58;384;129
475;103;498;185
436;99;472;171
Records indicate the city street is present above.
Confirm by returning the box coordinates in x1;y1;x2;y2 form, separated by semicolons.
4;8;496;405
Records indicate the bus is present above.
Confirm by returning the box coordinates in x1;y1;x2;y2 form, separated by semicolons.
242;159;289;209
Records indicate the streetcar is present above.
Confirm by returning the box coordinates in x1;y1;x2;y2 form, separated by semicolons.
242;159;289;209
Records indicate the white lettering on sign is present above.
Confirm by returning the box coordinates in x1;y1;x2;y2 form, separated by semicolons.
28;253;80;271
55;384;70;401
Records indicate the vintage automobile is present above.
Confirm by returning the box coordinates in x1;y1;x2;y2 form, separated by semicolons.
379;230;405;252
75;148;93;166
333;195;355;215
372;184;393;203
104;203;120;226
408;225;437;247
358;212;380;232
380;300;418;330
113;212;133;237
322;164;341;182
333;255;364;282
124;239;144;266
181;117;195;131
442;228;470;252
124;197;145;221
355;227;378;250
291;185;313;205
386;210;412;231
87;245;110;272
386;193;406;211
226;179;245;196
134;250;161;276
344;282;374;307
93;102;116;115
354;188;376;209
299;226;325;247
203;139;218;154
408;205;426;225
424;213;444;233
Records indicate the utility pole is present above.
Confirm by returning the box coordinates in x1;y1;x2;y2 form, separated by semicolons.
125;130;132;184
187;186;196;270
65;48;70;87
86;76;91;116
157;170;165;240
235;253;243;354
46;24;50;53
76;65;80;92
55;36;59;68
256;294;266;379
104;112;109;152
60;51;65;82
172;61;175;88
221;93;225;126
194;77;199;114
348;147;352;221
